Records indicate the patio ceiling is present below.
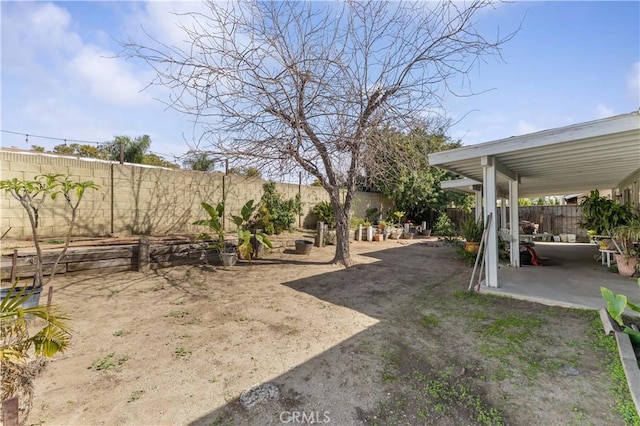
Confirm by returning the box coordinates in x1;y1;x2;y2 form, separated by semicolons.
429;110;640;198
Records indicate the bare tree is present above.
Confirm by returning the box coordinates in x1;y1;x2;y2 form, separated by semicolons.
123;0;515;266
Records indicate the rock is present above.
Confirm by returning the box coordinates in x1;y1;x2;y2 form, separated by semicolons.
560;365;580;376
239;382;281;411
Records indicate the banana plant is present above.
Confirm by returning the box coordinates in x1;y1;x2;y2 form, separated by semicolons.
192;201;226;253
601;278;640;345
231;200;272;260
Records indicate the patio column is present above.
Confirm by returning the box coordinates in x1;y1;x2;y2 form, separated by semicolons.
482;156;499;287
509;177;520;267
474;190;482;221
500;198;507;230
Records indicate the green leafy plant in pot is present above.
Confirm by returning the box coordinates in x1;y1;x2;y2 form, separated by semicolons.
610;219;640;277
231;200;272;260
2;281;72;423
460;217;484;253
579;189;636;235
193;201;237;266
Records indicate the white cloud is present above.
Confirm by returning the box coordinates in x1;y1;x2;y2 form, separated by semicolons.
595;103;614;119
516;120;538;135
68;46;151;106
1;2;82;73
627;62;640;101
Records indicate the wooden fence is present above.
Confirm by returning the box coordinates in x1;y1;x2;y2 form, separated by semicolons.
446;205;587;238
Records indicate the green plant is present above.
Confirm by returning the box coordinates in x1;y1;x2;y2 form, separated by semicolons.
364;207;379;224
312;201;336;228
393;210;406;226
579;189;637;235
459;217;483;242
611;219;640;259
127;390;145;403
1;282;72;419
601;279;640;345
433;213;456;239
174;347;191;357
88;352;129;371
252;182;302;234
231;200;272;260
193;201;227;254
350;216;366;230
0;174;99;287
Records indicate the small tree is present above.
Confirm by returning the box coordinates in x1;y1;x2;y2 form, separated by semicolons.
0;174;99;288
252;182;301;234
183;150;217;172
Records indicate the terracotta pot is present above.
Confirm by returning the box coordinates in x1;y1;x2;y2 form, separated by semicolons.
614;254;638;277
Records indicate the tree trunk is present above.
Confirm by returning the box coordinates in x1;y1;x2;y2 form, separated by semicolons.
329;189;354;267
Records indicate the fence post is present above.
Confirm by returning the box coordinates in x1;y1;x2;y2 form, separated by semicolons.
138;237;150;272
315;221;324;247
2;396;19;426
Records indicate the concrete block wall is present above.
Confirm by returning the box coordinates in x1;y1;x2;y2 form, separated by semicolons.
1;150;110;238
1;149;392;239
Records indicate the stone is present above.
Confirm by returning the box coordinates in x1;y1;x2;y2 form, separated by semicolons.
239;382;281;411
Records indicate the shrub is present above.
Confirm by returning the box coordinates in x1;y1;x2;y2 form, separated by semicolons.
252;182;302;234
434;213;456;238
312;201;336;228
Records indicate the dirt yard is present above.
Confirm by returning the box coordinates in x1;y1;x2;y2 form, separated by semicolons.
17;235;624;425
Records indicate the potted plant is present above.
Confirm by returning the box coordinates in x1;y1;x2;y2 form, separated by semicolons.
0;174;98;295
1;282;72;424
231;200;272;260
460;217;484;253
579;189;636;235
611;219;640;277
193;201;237;266
378;221;388;241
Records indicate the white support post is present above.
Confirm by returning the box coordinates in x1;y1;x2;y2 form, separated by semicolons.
500;198;507;230
482;156;499;288
474;190;482;221
509;177;520;267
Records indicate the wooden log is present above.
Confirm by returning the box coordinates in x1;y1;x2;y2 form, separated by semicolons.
1;264;67;281
149;242;209;256
66;257;133;272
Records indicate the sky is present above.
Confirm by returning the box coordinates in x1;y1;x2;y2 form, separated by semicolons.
1;1;639;173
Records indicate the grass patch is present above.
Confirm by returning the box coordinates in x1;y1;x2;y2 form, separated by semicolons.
127;390;145;403
174;347;192;358
420;313;440;328
589;318;640;425
88;352;129;371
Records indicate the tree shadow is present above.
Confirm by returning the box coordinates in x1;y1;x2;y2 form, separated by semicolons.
186;242;468;425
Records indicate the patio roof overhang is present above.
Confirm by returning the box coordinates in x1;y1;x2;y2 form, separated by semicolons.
429;110;640;289
429;110;640;198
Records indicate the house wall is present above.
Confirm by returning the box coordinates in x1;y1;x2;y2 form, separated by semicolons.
615;168;640;214
0;149;392;239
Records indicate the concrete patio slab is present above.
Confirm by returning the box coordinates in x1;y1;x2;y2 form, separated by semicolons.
481;242;639;311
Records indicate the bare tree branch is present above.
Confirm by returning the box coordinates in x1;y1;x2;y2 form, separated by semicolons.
120;0;517;266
